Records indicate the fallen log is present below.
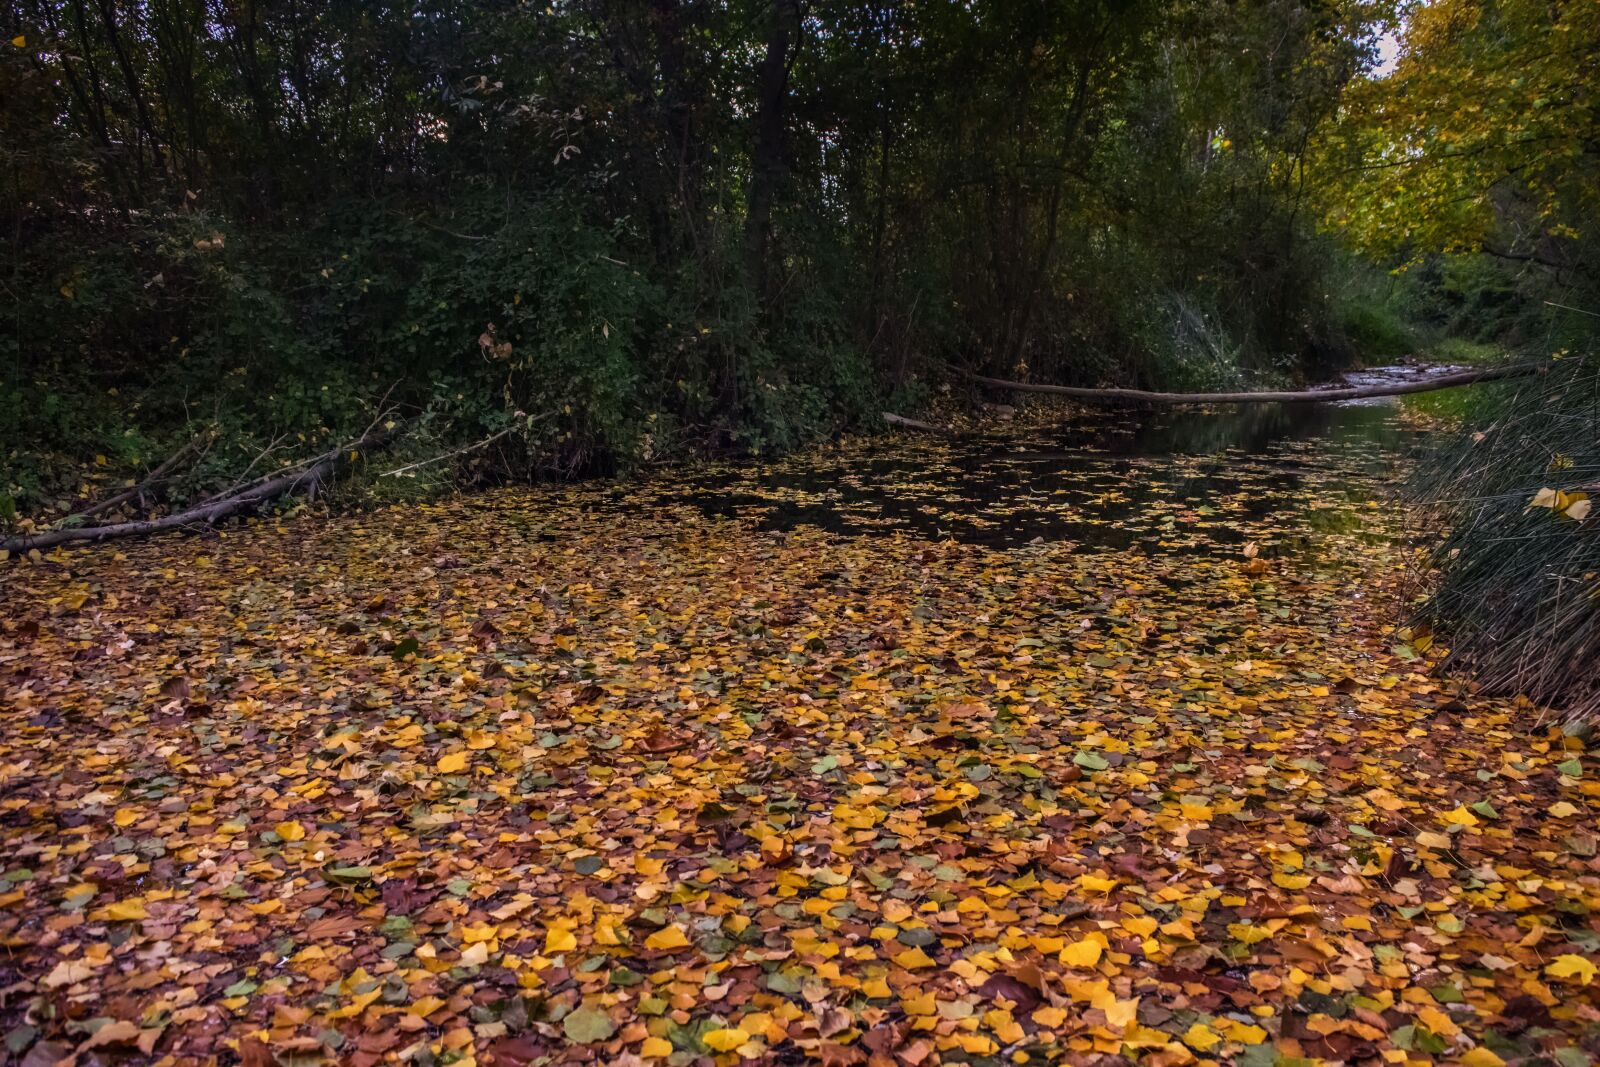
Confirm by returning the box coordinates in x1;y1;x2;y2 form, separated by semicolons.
966;361;1550;404
882;411;960;435
1;423;393;554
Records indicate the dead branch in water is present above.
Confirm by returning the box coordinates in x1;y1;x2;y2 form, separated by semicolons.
966;362;1550;404
882;412;962;435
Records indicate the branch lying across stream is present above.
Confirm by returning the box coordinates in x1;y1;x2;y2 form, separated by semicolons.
1;423;395;555
882;412;961;435
966;361;1552;404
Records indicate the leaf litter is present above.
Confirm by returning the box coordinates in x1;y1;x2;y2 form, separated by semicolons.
1;407;1597;1067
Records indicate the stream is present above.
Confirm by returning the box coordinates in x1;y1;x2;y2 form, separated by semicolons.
638;367;1434;555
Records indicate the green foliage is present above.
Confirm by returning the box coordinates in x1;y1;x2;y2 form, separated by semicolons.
1430;338;1503;368
1336;301;1416;363
1327;259;1420;365
1324;0;1600;265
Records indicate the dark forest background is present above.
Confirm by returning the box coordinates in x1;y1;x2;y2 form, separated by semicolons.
2;0;1595;512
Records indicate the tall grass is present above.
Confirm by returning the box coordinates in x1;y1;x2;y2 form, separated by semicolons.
1413;355;1600;723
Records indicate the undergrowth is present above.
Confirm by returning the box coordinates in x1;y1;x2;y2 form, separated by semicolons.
1413;354;1600;722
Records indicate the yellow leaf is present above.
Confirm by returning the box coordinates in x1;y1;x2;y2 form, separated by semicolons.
462;922;498;943
641;1036;673;1057
1441;805;1479;827
882;900;914;922
1124;1024;1175;1050
458;941;490;966
645;925;690;950
1228;923;1271;945
1415;830;1454;850
1078;873;1117;895
956;1034;998;1055
329;986;383;1018
1226;1021;1268;1044
1529;487;1559;509
11;36;25;48
1059;938;1103;968
1104;997;1139;1029
1183;1023;1221;1051
98;899;149;922
1032;1005;1068;1028
1122;915;1158;937
1272;872;1311;889
1460;1048;1506;1067
274;820;306;842
436;751;469;774
1566;498;1592;522
893;946;937;969
1548;801;1580;818
545;925;578;953
465;730;497;750
410;996;447;1016
113;808;138;828
703;1028;749;1052
1546;954;1598;985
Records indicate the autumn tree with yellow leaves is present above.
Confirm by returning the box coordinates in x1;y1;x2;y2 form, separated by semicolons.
1325;0;1598;294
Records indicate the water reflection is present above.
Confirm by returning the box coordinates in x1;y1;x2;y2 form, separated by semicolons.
648;391;1424;554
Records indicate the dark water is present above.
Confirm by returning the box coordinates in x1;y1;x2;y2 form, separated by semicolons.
644;389;1424;555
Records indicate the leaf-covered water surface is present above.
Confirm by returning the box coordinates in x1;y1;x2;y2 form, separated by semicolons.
2;408;1597;1067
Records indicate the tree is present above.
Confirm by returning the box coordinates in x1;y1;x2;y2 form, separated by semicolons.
1324;0;1600;293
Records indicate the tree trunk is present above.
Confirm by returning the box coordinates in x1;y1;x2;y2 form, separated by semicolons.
746;0;799;301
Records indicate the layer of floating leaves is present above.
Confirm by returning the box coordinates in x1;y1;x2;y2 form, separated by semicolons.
2;410;1598;1067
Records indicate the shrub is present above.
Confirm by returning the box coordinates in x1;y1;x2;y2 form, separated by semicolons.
1412;355;1600;722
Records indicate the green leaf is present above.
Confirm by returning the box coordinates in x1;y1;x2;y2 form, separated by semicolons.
1073;750;1109;771
765;971;802;994
562;1005;616;1043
